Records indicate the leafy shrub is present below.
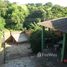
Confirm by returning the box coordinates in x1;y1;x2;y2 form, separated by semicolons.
30;29;42;54
29;23;42;53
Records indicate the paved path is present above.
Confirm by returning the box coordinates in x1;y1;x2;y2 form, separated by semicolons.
1;56;67;67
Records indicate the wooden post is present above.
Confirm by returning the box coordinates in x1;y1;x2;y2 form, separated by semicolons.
3;31;6;64
41;26;44;56
61;33;66;62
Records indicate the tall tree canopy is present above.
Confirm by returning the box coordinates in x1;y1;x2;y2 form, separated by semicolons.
0;1;67;30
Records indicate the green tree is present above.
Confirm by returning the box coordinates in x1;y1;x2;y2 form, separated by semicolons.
0;17;5;30
5;3;29;30
0;0;8;18
51;5;64;18
27;4;37;13
63;7;67;17
23;9;46;29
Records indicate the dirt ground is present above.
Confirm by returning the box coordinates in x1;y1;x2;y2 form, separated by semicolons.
1;55;67;67
0;45;67;67
0;43;32;64
0;39;67;67
5;43;32;61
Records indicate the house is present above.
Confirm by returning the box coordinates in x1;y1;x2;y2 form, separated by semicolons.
4;31;28;44
38;17;67;62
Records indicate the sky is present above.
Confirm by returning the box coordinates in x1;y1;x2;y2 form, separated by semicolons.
8;0;67;7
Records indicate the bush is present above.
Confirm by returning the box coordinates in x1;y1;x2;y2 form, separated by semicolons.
30;29;51;53
30;29;42;54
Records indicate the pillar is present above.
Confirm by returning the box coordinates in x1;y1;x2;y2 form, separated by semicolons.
41;26;45;55
61;33;67;62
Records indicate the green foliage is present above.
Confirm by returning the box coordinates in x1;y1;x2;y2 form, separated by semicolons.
29;23;42;31
51;5;65;18
0;0;7;8
29;9;46;18
27;4;37;13
0;0;8;18
23;2;67;29
23;18;41;29
5;3;29;30
30;29;42;53
0;17;5;30
23;9;46;29
29;23;41;53
0;1;67;30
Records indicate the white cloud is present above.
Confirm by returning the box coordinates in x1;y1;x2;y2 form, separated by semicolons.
8;0;67;7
